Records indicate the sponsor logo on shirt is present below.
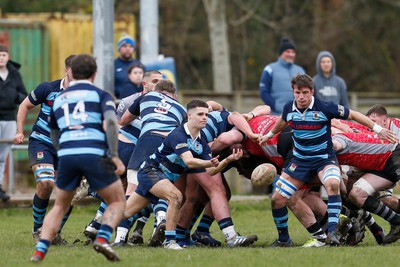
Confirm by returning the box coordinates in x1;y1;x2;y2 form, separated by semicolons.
175;143;188;149
338;105;345;117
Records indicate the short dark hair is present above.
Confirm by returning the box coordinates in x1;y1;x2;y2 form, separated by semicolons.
65;55;75;68
187;99;209;111
366;104;388;117
128;63;145;74
142;70;162;81
71;54;97;80
291;74;314;90
155;79;176;94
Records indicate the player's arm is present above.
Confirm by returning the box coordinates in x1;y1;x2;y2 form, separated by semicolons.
50;129;61;150
242;105;271;121
119;95;143;126
259;116;288;146
14;97;36;144
179;148;243;176
206;100;224;111
348;109;397;143
227;111;260;142
104;110;126;175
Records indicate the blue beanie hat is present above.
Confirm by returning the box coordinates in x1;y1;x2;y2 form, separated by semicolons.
117;34;136;51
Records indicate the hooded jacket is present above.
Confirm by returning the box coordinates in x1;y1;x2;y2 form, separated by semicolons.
0;60;27;121
313;51;349;108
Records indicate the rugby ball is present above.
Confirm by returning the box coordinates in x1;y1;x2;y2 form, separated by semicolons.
251;163;277;187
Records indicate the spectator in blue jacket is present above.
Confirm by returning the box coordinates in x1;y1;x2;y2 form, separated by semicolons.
259;37;305;115
313;51;349;108
114;34;144;99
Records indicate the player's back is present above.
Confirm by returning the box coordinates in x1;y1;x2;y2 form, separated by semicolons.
51;82;115;157
137;91;186;137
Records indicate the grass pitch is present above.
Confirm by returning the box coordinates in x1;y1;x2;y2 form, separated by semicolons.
1;198;399;267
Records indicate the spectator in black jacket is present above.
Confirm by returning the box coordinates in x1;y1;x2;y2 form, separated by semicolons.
0;44;27;201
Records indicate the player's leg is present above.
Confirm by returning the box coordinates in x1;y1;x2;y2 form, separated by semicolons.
31;188;75;262
150;178;183;249
349;173;400;244
270;172;305;247
287;189;327;247
176;174;205;246
193;171;258;247
318;164;342;245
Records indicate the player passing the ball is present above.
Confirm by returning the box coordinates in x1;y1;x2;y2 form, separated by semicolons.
258;74;397;247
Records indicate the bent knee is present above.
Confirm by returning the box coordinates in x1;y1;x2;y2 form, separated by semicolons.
169;190;183;207
36;180;55;198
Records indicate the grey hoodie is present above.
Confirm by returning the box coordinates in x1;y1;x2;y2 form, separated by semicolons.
313;51;349;108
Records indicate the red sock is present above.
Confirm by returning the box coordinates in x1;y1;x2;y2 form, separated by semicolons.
96;237;108;244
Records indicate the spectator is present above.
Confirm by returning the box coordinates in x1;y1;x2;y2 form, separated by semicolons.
120;63;145;98
0;44;27;201
114;34;143;99
259;37;305;115
313;51;349;108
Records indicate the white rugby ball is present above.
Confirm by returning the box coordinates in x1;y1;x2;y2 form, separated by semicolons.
251;163;277;187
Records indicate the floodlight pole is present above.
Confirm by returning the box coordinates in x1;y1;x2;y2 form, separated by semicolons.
93;0;115;94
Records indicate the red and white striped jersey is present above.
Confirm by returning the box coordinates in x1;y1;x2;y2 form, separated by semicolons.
333;132;397;171
389;118;400;139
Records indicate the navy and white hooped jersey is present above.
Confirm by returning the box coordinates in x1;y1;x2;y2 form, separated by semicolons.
282;97;349;160
201;110;234;143
119;120;142;144
117;92;143;144
128;91;187;138
142;123;212;182
29;79;64;144
49;81;116;157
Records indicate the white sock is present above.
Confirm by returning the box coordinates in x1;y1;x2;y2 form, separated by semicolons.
114;227;129;243
94;211;103;223
156;211;166;225
138;216;148;223
222;225;236;241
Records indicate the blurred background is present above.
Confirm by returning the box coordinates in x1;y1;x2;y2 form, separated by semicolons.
1;0;399;195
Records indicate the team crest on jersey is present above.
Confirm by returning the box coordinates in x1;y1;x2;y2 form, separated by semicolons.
312;112;320;120
37;151;44;160
287;163;297;172
338;105;345;117
175;143;188;149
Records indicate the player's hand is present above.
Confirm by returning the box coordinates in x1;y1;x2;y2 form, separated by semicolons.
228;148;243;162
111;156;126;175
242;113;253;121
258;135;270;146
14;133;25;144
210;155;220;167
379;128;398;144
248;133;261;142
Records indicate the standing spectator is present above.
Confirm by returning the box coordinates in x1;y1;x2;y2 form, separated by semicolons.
114;34;143;99
30;54;126;262
313;51;349;108
14;55;74;243
0;44;27;201
259;37;305;115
